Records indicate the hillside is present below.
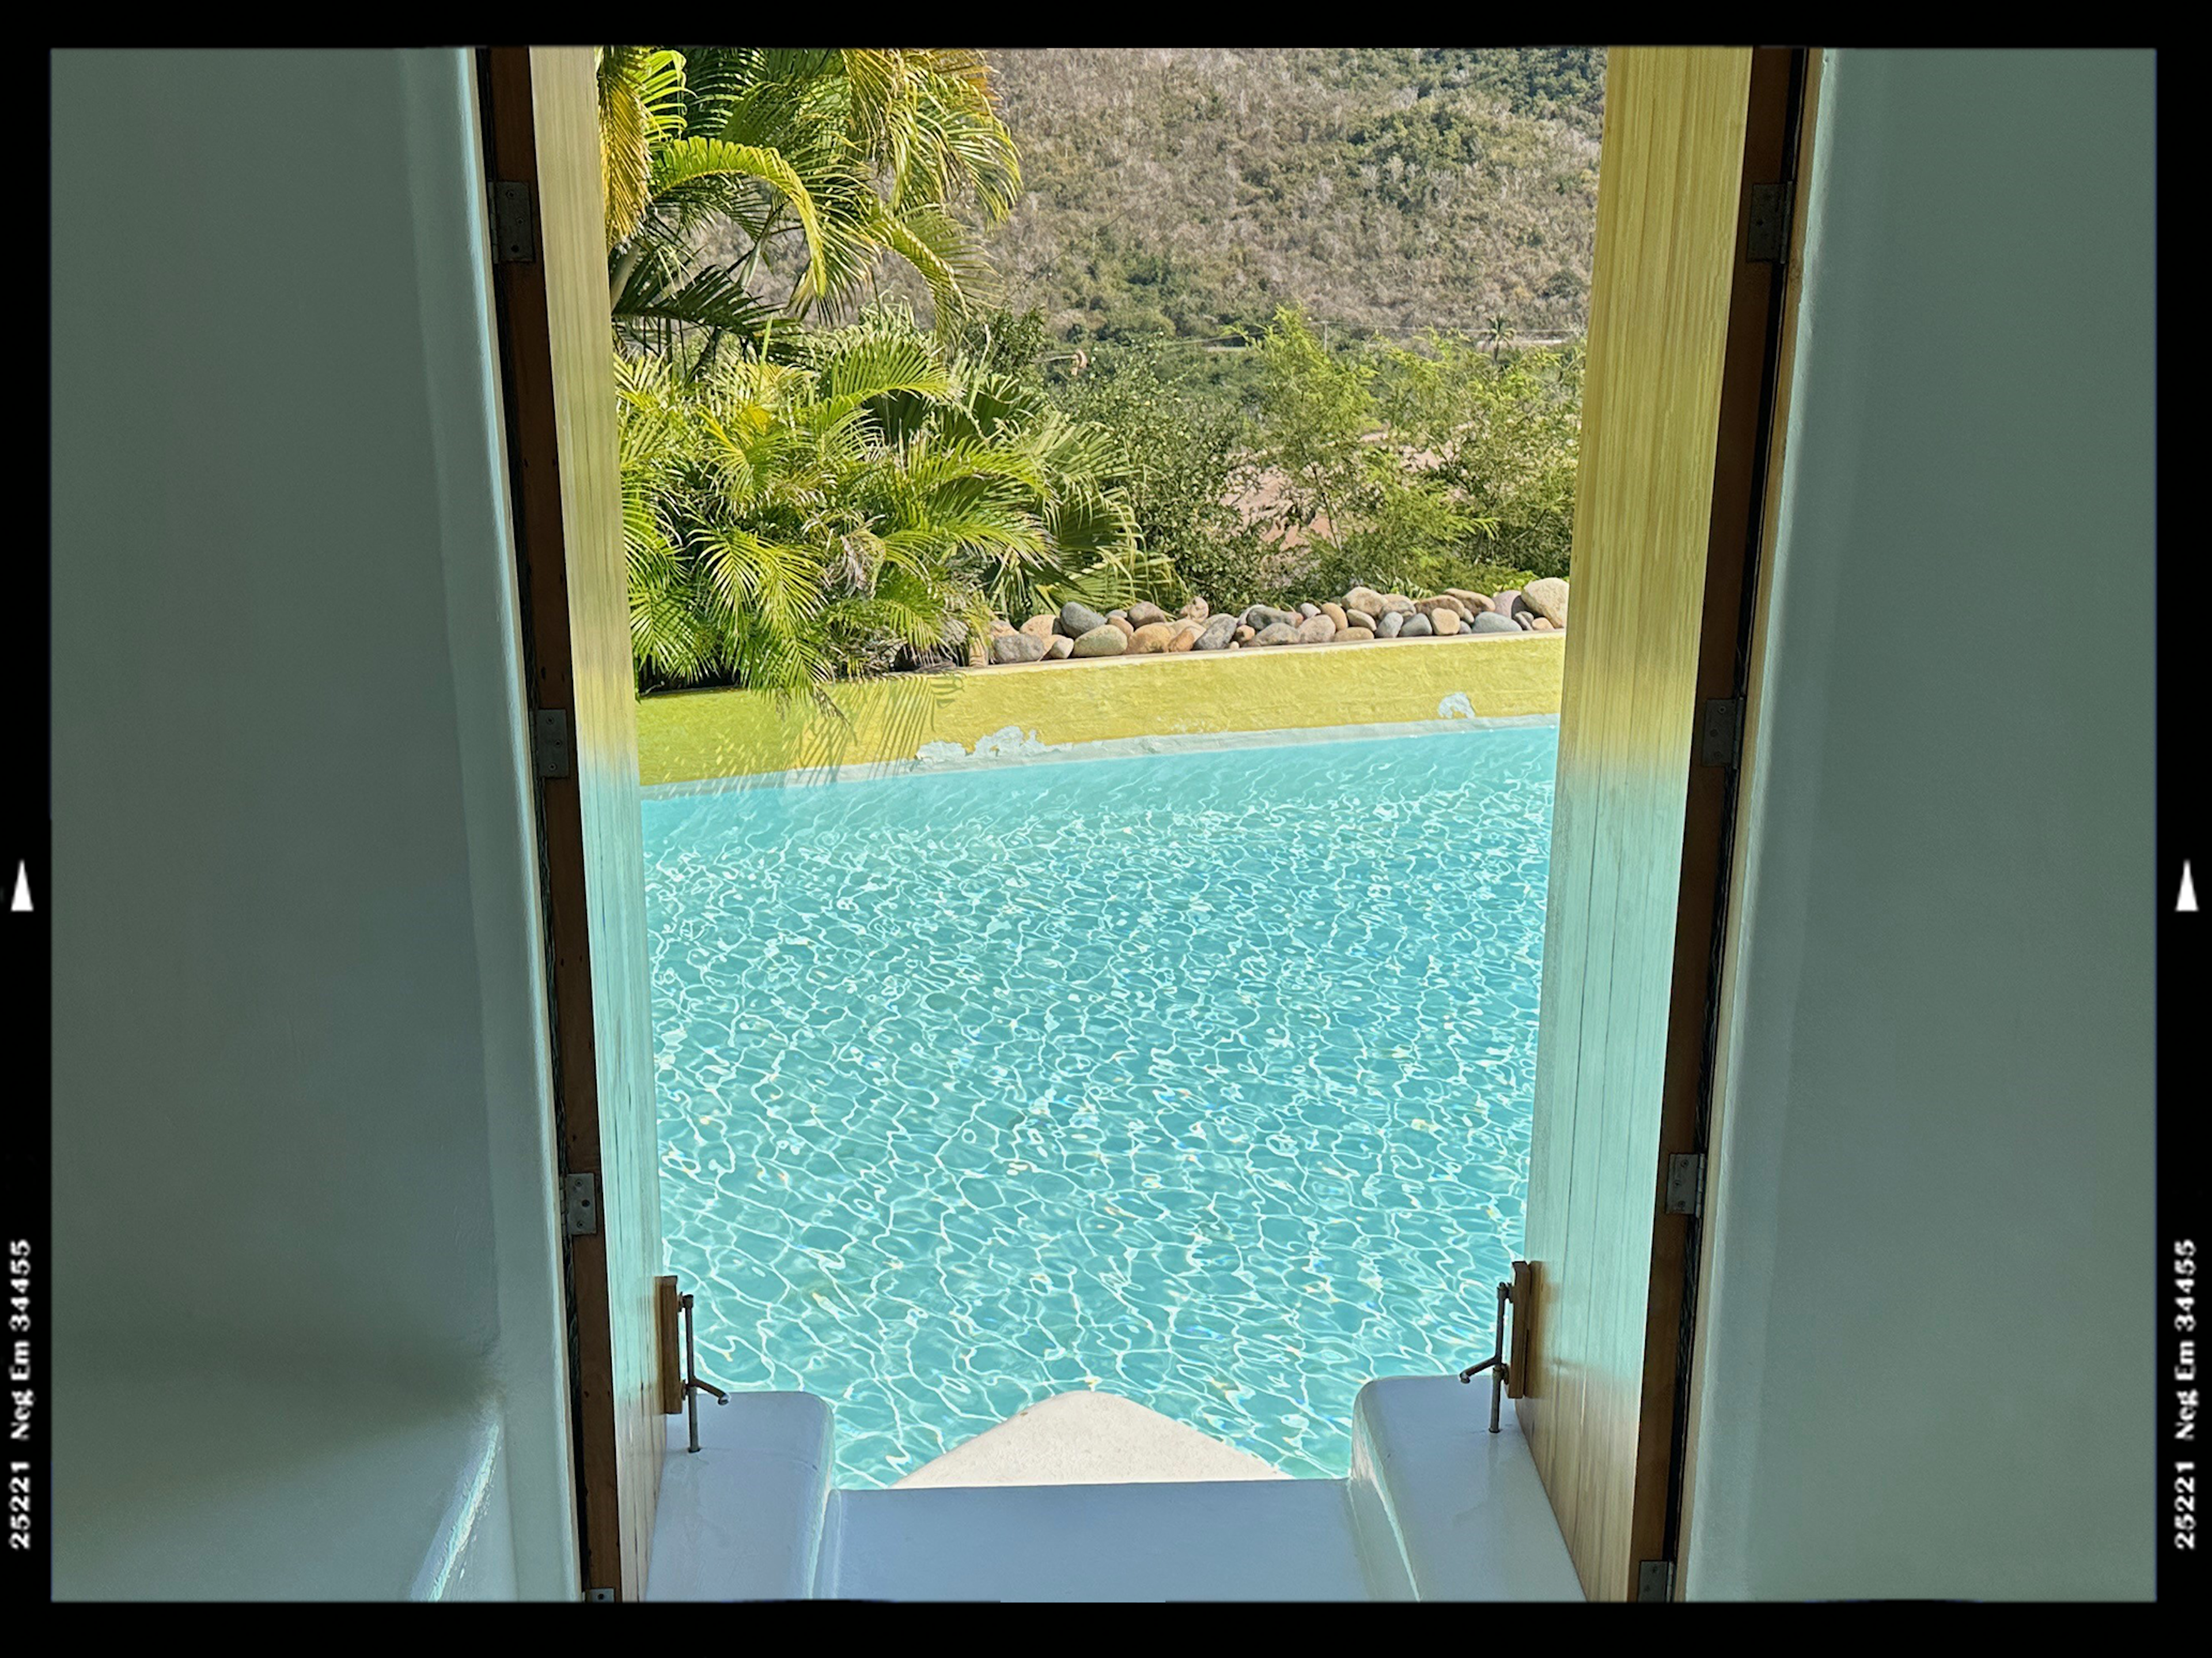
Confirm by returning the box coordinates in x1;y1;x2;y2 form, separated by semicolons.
976;47;1606;343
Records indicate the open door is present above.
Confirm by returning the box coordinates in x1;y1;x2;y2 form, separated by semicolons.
480;47;668;1601
1516;46;1808;1601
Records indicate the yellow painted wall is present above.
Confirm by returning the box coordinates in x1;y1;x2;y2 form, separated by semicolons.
637;631;1565;785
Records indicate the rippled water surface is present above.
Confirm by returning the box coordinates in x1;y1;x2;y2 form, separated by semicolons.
645;723;1555;1485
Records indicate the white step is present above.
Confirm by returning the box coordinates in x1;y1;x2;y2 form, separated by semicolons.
54;1356;517;1601
824;1474;1376;1601
1346;1375;1582;1600
646;1377;1581;1601
646;1392;835;1600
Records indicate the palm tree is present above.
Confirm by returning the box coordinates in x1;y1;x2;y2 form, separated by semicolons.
597;47;1022;357
619;304;1166;698
1483;313;1516;362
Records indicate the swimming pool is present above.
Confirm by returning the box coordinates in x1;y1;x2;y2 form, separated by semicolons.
645;721;1555;1486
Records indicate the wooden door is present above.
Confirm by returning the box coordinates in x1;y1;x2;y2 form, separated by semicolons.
1516;46;1803;1601
481;46;668;1602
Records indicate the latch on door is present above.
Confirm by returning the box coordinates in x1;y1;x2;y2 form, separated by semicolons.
1460;1259;1535;1432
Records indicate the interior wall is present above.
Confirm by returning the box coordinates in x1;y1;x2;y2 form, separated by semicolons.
1684;48;2156;1600
50;48;575;1598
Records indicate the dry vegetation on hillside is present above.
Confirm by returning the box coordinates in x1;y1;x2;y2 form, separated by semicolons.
974;47;1604;342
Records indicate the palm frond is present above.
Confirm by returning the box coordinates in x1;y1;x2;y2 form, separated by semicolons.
597;47;688;251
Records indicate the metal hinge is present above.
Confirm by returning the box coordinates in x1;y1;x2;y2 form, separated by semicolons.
1747;180;1793;263
1699;697;1744;769
1637;1558;1676;1602
1665;1152;1706;1218
490;179;538;264
585;1587;616;1602
563;1171;600;1237
533;708;572;779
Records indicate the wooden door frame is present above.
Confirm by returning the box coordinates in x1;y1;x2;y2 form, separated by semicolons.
476;45;630;1600
1670;46;1825;1587
471;41;1814;1604
1516;46;1815;1601
1634;44;1813;1593
1645;39;1813;1585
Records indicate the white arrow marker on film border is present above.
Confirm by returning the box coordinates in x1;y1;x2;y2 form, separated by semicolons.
10;861;28;913
2181;861;2200;914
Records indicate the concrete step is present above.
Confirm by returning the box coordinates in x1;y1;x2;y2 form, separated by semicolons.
1346;1375;1582;1600
645;1377;1581;1602
823;1472;1374;1601
646;1392;835;1600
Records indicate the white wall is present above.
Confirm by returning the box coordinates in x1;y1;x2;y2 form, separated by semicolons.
1685;50;2156;1600
50;49;577;1598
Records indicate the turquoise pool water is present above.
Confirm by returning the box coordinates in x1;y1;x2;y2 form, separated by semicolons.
645;722;1555;1485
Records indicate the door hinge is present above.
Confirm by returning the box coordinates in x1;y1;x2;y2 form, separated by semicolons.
533;707;572;779
1637;1558;1676;1602
586;1587;617;1602
1747;180;1792;263
490;179;539;265
1699;697;1744;769
563;1171;600;1237
1665;1152;1706;1218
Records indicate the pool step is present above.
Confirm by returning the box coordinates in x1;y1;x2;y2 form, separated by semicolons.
646;1392;836;1600
1344;1375;1584;1600
821;1473;1380;1600
645;1377;1581;1601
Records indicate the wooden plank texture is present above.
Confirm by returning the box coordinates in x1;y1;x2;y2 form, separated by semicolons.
1514;46;1755;1602
530;46;666;1602
657;1275;684;1416
482;46;665;1600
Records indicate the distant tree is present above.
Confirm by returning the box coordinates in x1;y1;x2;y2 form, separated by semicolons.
1240;309;1582;597
1247;308;1381;546
1047;334;1267;609
1373;330;1584;581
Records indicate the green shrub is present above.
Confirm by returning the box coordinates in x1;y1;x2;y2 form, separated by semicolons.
1044;333;1272;611
1241;308;1581;597
621;305;1171;696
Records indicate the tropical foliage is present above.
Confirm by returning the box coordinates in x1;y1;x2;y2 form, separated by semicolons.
1243;309;1581;596
601;47;1592;695
601;47;1177;696
597;47;1021;357
620;304;1166;695
1028;330;1267;611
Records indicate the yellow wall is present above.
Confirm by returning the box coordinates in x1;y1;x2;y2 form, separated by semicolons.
637;632;1565;785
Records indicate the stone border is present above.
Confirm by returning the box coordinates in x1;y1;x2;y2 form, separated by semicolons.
978;627;1548;672
997;581;1569;664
